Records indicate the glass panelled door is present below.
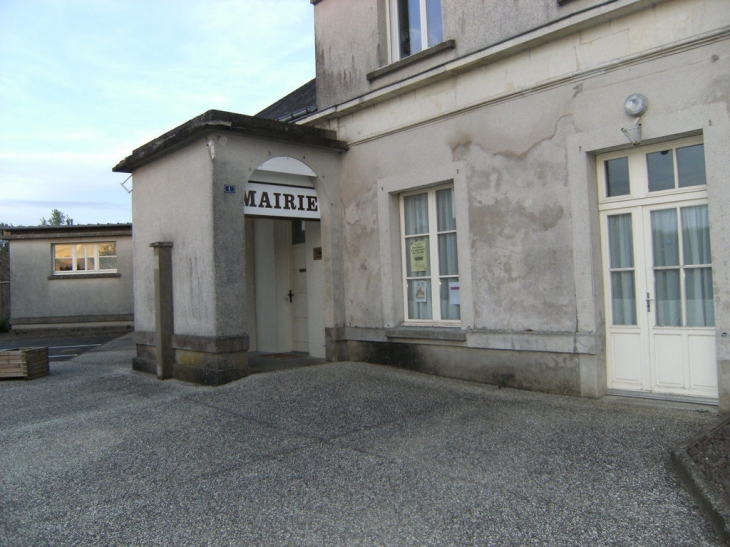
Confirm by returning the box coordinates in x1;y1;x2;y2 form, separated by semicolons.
646;203;716;395
599;138;717;400
603;208;648;392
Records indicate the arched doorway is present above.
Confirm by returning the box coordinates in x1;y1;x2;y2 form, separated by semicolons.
244;157;326;358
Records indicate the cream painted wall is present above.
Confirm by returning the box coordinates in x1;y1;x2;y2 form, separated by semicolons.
132;139;215;337
9;235;133;325
310;0;730;402
312;0;730;145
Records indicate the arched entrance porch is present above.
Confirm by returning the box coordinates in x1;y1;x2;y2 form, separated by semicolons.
244;157;326;359
113;110;347;385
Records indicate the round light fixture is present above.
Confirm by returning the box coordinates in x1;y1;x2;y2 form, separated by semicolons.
624;93;648;117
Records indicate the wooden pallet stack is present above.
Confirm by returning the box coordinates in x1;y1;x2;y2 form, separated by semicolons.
0;347;49;380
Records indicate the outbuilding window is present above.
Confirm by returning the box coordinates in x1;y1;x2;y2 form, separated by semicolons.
401;185;459;323
390;0;443;60
53;242;117;274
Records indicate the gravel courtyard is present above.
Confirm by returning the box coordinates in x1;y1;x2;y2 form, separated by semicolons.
0;335;723;546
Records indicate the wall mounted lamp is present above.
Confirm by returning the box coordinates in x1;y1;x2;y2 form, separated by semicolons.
621;93;648;146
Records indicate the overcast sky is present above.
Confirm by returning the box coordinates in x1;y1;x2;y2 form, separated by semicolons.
0;0;316;227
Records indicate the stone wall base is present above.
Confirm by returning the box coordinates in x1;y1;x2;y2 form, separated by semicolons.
133;332;249;386
339;339;586;397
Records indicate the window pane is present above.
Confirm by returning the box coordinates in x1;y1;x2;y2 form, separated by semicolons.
292;220;305;244
404;193;429;235
685;268;714;327
608;214;633;268
682;205;711;265
99;256;117;270
408;0;422;53
398;0;422;57
438;233;458;275
647;150;675;192
655;269;682;326
436;188;456;231
406;236;429;276
425;0;443;47
677;144;706;188
611;271;636;325
651;209;679;267
408;279;432;319
54;244;72;259
98;243;116;256
440;277;460;320
54;258;72;272
605;157;630;197
608;213;636;326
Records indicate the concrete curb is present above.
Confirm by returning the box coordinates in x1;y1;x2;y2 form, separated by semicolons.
671;415;730;545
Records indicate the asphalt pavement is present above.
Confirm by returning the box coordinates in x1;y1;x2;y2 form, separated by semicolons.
0;333;724;546
0;327;132;361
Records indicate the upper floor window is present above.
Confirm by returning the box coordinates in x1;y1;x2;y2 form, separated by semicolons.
390;0;443;60
53;242;117;274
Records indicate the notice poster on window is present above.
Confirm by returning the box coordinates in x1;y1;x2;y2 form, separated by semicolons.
414;280;428;303
449;281;460;305
410;241;428;272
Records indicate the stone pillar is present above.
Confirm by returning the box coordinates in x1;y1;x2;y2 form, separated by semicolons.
151;242;174;380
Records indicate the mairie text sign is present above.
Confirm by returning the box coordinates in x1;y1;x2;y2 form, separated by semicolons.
243;182;320;219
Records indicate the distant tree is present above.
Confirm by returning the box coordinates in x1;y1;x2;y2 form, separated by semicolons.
40;209;74;226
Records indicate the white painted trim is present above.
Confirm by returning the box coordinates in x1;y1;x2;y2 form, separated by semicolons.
377;161;472;329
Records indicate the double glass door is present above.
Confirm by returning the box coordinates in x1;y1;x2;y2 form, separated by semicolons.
599;139;717;400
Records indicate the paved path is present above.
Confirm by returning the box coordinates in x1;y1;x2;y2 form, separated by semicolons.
0;334;723;546
0;328;132;361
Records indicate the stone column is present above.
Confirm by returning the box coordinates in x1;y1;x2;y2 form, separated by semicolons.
150;242;174;380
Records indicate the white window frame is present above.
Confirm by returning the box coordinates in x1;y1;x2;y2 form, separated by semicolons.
597;136;707;207
399;184;459;325
52;242;118;275
387;0;443;62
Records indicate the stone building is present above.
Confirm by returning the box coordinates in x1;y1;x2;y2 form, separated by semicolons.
114;0;730;411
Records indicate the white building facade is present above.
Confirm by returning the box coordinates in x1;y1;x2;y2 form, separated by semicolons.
116;0;730;411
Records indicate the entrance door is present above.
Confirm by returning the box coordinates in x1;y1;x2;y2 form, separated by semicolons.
247;157;325;357
290;220;309;353
599;138;717;400
251;218;325;357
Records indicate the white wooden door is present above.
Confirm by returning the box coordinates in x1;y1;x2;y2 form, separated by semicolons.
290;221;309;353
599;138;717;400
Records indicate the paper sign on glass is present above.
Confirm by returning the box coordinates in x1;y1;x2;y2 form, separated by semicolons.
449;281;460;305
414;280;428;303
409;241;428;272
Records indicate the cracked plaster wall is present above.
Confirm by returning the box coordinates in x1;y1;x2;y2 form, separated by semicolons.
341;84;579;332
313;0;631;110
335;37;730;342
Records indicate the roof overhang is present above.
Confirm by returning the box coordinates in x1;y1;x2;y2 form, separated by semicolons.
112;109;348;174
1;224;132;240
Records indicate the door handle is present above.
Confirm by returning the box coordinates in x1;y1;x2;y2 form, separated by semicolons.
646;292;653;312
288;289;294;303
